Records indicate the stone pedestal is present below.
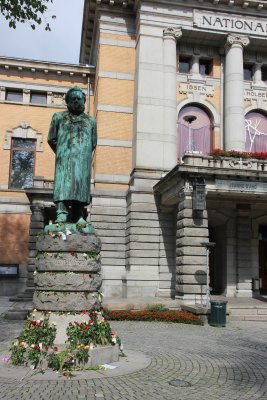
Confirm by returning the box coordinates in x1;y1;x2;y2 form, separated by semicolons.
33;233;102;311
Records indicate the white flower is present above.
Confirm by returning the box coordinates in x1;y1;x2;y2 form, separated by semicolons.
51;322;57;326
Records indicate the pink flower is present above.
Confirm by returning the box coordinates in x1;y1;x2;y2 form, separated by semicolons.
1;355;10;363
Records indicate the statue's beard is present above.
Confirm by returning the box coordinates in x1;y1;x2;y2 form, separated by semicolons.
68;104;85;115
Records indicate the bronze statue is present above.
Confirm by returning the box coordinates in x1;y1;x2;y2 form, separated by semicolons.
48;86;97;224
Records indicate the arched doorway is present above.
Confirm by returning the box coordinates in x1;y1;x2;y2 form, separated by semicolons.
177;105;213;159
245;111;267;152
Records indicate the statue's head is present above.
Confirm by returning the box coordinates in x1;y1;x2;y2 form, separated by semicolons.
65;86;86;115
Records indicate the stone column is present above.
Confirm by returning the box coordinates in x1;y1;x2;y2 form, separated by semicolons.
191;55;202;79
254;63;262;85
224;34;249;151
176;182;209;303
163;27;182;166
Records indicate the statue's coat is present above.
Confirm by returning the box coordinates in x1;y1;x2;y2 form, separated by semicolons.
48;111;97;204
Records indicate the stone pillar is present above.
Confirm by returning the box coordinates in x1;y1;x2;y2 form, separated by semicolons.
176;183;209;303
191;55;201;79
254;63;262;85
224;34;249;151
133;25;180;170
163;27;182;166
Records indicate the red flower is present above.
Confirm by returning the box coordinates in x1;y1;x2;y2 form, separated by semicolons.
81;310;87;314
53;346;58;351
70;251;75;256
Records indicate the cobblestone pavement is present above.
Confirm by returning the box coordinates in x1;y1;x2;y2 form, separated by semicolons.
0;319;266;400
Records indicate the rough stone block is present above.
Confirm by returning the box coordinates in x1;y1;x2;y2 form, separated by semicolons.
36;234;101;253
36;252;101;272
34;272;102;291
33;291;99;311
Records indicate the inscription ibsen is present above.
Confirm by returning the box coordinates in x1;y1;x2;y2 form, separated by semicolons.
179;82;214;96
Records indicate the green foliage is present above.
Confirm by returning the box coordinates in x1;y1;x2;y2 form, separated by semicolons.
10;312;56;366
66;311;113;350
10;310;120;371
147;303;166;312
10;344;26;365
0;0;56;30
47;350;74;372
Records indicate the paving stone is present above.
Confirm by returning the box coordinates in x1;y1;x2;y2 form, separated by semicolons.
0;319;266;399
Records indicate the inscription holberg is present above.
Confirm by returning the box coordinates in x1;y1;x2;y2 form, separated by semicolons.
194;11;267;37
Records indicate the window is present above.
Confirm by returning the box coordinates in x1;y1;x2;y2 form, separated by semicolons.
9;138;36;189
6;90;23;102
262;66;267;82
177;105;212;159
179;56;191;74
30;92;47;105
245;111;267;152
199;59;212;76
244;64;253;81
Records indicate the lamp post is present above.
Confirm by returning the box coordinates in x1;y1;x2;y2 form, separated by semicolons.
183;115;197;152
200;242;216;308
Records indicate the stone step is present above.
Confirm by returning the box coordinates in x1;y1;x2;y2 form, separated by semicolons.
228;314;267;321
229;307;267;316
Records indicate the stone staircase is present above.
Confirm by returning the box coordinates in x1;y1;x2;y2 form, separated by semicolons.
227;297;267;322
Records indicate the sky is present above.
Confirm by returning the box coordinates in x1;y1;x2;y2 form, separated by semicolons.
0;0;84;64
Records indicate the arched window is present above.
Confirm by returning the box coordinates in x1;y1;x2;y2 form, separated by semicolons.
245;111;267;152
3;122;43;189
177;105;212;159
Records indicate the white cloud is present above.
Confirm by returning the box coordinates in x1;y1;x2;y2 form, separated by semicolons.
0;0;84;64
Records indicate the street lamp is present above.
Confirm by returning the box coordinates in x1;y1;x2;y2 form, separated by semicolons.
200;242;216;308
183;115;197;152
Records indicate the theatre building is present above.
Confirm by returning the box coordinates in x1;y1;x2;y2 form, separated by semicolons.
1;0;267;303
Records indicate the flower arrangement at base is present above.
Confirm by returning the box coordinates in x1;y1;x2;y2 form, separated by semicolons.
10;312;57;367
9;309;121;372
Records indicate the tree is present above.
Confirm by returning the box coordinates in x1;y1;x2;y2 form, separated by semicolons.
0;0;55;30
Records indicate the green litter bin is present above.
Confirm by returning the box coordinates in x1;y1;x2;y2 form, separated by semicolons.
209;300;227;327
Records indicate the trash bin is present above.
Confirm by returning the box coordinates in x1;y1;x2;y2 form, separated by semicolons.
209;300;227;327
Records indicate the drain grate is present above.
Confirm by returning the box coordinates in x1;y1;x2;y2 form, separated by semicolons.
169;379;191;387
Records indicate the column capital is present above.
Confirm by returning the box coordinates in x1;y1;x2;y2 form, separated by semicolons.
226;34;250;49
163;26;182;41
